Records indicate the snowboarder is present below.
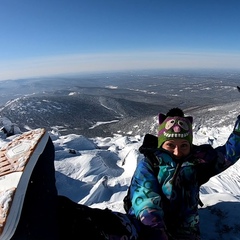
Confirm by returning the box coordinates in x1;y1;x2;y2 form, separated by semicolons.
124;108;240;239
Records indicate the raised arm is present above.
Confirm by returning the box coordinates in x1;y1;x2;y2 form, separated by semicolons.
195;115;240;184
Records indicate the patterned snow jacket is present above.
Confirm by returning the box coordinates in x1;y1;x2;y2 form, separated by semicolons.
127;122;240;239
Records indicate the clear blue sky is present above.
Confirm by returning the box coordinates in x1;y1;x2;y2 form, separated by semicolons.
0;0;240;80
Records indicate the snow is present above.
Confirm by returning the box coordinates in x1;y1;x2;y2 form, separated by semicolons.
1;119;240;239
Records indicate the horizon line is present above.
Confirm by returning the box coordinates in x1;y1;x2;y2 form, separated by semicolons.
0;50;240;81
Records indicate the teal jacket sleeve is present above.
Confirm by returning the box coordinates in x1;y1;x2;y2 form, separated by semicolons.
129;158;166;229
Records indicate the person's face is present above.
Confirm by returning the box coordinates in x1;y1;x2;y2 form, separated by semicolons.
161;139;191;159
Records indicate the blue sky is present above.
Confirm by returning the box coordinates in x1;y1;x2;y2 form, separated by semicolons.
0;0;240;80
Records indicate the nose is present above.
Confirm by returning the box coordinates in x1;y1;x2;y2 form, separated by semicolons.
172;146;183;158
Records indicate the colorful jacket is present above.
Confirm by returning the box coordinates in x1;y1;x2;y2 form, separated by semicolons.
128;117;240;240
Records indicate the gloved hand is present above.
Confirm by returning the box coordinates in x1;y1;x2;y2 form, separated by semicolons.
156;228;169;240
233;115;240;135
139;209;169;239
140;227;169;240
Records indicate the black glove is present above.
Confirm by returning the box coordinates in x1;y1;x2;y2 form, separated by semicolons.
140;227;169;240
233;115;240;135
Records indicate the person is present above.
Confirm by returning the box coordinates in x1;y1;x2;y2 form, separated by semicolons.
0;107;240;240
126;108;240;239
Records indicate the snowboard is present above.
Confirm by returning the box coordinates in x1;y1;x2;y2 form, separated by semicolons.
0;128;49;240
